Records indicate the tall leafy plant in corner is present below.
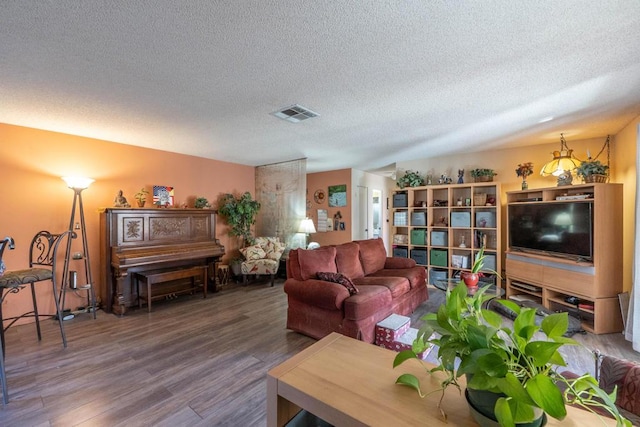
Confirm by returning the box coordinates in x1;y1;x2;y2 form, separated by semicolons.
217;192;261;247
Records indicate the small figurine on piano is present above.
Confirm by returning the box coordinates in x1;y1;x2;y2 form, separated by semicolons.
114;190;131;208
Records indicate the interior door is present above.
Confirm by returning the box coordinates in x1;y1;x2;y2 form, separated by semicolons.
356;185;368;240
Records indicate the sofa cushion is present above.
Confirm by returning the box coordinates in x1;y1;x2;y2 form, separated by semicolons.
367;267;425;290
240;244;266;260
355;239;387;275
317;272;359;295
335;242;365;279
298;246;337;280
343;285;392;321
352;276;409;299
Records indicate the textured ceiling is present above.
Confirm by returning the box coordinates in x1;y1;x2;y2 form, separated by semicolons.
1;1;640;173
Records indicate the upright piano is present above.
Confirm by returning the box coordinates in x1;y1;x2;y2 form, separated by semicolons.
100;208;225;315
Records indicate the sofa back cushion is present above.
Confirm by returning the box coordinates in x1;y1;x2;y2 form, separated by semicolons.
355;238;387;275
297;246;337;280
335;242;365;279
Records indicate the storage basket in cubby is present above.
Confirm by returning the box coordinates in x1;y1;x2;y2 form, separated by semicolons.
473;193;487;206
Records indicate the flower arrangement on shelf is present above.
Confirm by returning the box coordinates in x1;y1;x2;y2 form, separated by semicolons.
515;162;534;189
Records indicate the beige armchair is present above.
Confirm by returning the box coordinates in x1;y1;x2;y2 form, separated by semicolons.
240;237;285;286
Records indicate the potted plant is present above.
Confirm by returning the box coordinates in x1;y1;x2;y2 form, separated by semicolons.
217;192;261;247
576;160;609;183
470;168;497;182
460;247;497;289
397;170;425;188
194;196;210;209
393;283;630;427
515;162;534;190
134;188;149;207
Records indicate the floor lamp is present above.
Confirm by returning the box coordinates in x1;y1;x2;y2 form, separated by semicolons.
61;176;97;319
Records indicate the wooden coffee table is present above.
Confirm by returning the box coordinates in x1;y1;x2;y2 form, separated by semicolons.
267;333;614;426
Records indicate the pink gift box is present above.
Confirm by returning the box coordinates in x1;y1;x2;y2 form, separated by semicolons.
377;328;433;360
375;314;410;344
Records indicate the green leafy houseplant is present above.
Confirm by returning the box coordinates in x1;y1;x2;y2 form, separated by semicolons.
393;283;630;427
576;160;609;182
397;170;425;188
134;188;149;207
217;192;261;246
470;168;497;182
460;247;498;288
194;196;210;209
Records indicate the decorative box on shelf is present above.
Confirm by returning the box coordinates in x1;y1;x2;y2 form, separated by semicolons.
393;247;408;258
410;229;426;245
393;211;408;226
475;211;496;228
450;212;471;227
430;249;448;267
430;231;448;246
393;234;408;244
411;212;427;226
393;193;408;208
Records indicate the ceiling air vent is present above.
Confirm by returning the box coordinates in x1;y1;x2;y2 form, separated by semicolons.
271;104;319;123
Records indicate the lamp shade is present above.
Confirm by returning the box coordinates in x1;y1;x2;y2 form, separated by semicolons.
62;176;94;189
298;218;316;234
540;150;581;177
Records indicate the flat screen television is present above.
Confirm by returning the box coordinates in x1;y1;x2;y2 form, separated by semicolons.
508;202;593;261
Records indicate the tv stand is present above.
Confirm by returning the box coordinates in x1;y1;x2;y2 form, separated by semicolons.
505;183;623;334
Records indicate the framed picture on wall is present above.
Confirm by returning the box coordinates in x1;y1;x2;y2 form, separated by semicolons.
328;185;347;207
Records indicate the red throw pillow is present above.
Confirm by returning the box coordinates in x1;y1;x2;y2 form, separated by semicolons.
297;246;337;280
316;271;359;295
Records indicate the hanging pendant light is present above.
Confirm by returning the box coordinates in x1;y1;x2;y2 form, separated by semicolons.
540;134;581;186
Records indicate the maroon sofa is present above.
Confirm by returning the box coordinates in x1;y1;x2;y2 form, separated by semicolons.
284;239;428;343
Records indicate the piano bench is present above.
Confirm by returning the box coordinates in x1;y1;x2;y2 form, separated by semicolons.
134;265;207;312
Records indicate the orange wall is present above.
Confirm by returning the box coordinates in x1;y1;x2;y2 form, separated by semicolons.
306;169;353;246
0;123;254;323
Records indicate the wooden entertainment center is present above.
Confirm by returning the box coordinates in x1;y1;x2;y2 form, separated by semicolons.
505;183;623;334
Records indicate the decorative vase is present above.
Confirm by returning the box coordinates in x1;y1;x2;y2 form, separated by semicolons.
465;388;546;427
461;272;479;289
137;200;145;207
521;179;528;190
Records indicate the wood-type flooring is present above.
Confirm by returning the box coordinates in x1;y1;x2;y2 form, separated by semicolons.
0;280;637;426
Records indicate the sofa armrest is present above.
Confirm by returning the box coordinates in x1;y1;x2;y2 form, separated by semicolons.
284;278;350;310
384;257;417;269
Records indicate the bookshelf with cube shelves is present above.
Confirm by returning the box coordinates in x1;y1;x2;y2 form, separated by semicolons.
390;182;501;286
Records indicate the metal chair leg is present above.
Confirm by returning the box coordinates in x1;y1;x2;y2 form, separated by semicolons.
0;297;4;358
30;283;42;341
51;281;67;348
0;330;8;405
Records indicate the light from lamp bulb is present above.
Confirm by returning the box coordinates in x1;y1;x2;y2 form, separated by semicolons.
62;176;94;190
